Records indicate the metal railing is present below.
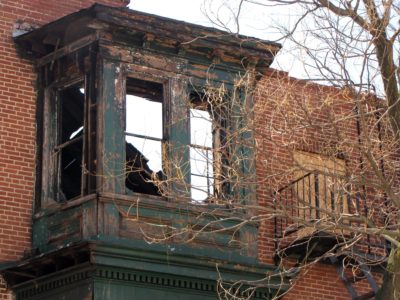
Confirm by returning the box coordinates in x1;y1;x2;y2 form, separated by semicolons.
275;171;352;228
273;171;390;257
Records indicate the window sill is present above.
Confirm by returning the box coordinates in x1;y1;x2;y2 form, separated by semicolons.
99;192;244;218
34;194;97;219
34;192;250;222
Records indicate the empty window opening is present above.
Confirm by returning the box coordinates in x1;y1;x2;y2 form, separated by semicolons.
56;84;84;201
190;93;214;202
125;78;163;196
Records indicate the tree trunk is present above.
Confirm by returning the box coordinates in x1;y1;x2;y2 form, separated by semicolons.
377;247;400;300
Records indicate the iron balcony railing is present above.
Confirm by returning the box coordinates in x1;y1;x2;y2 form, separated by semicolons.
273;171;389;256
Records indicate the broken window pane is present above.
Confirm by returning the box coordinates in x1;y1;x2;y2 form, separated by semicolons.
125;78;163;196
126;135;162;173
57;84;84;201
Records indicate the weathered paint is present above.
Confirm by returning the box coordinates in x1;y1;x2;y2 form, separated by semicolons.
40;87;56;206
168;77;191;200
97;60;124;194
37;34;98;67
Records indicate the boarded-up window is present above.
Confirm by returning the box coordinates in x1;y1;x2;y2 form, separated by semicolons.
293;151;348;221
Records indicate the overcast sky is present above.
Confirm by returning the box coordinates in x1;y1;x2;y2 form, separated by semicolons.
129;0;306;76
129;1;387;93
130;0;212;27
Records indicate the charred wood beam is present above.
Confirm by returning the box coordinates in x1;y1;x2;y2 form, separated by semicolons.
37;34;98;67
54;135;83;152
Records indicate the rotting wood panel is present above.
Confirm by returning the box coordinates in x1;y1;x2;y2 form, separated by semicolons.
228;85;257;205
97;60;124;194
15;4;280;75
82;201;98;239
119;215;173;241
101;31;253;73
47;210;82;245
82;45;98;196
167;77;191;200
99;193;256;255
30;192;259;260
99;42;241;84
238;86;258;208
34;193;97;219
41;87;57;207
99;42;188;75
97;60;123;236
93;6;278;59
32;195;97;253
101;194;250;250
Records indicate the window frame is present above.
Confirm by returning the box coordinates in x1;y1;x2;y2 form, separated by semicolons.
41;70;242;205
188;88;228;203
40;74;97;205
54;81;86;201
189;103;215;202
123;74;169;197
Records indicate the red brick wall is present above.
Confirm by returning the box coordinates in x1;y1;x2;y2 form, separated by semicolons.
0;0;129;298
285;263;382;300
